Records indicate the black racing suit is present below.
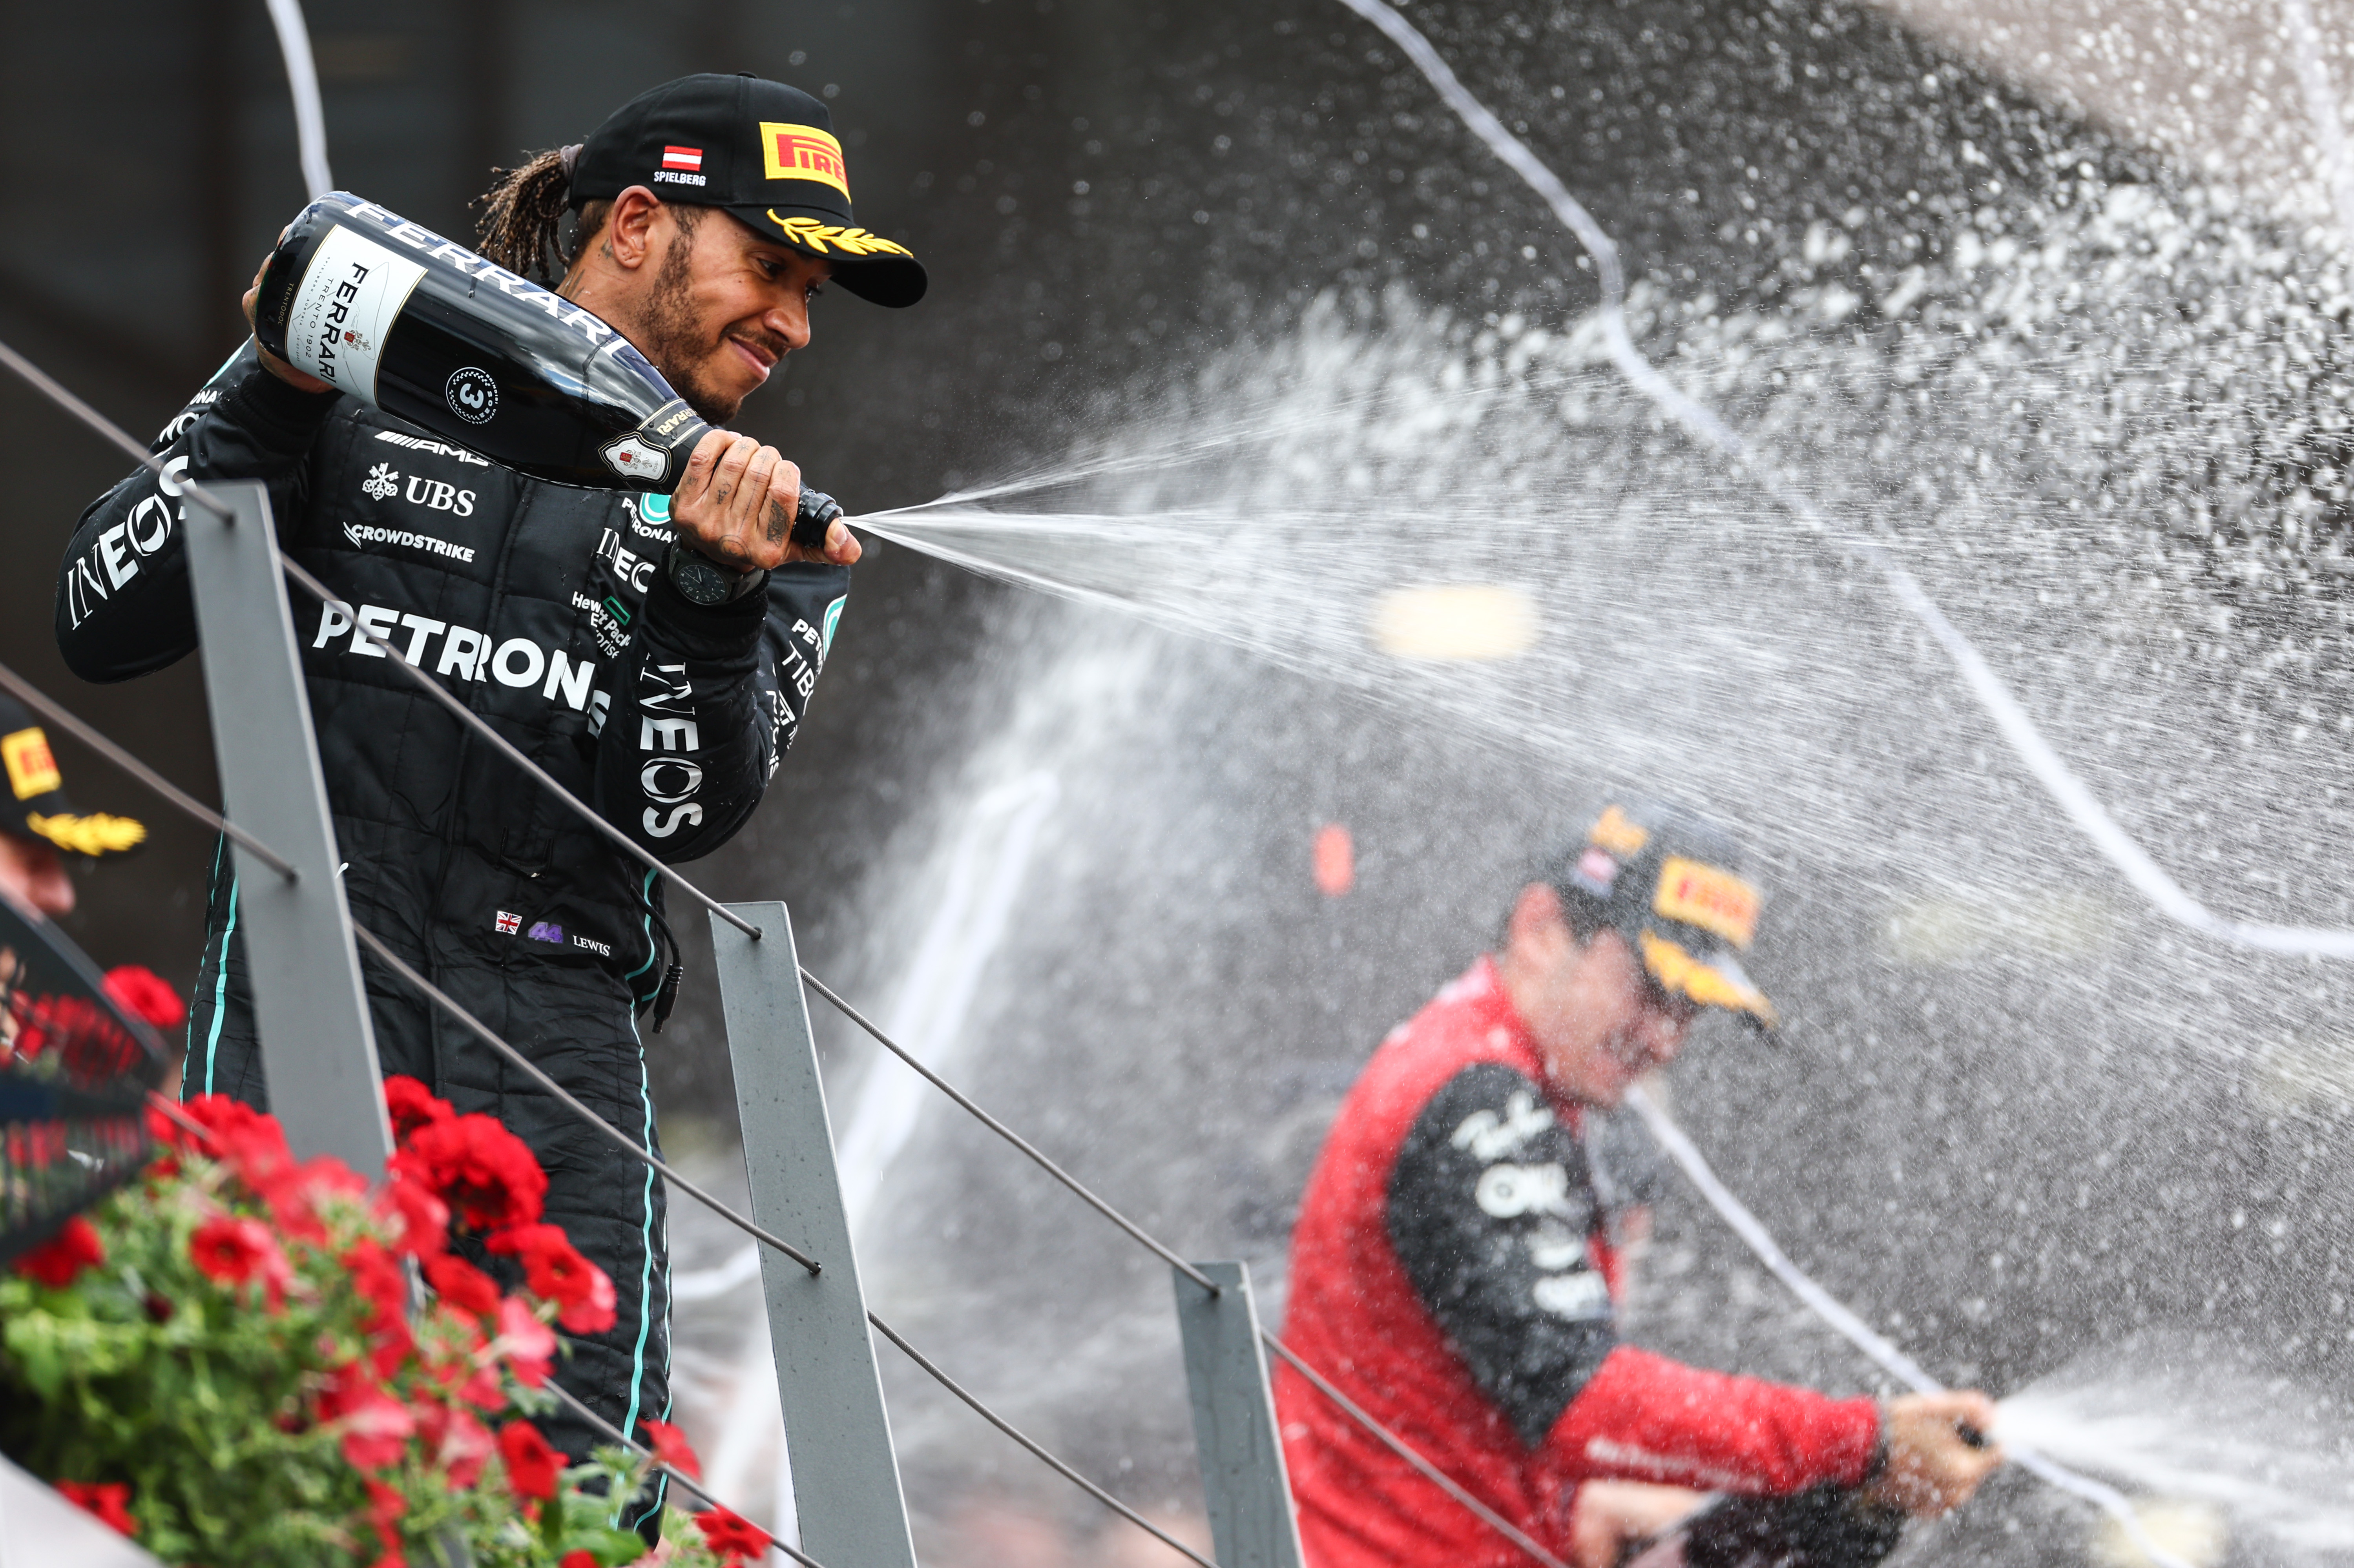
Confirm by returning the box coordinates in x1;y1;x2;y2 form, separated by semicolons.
56;345;848;1525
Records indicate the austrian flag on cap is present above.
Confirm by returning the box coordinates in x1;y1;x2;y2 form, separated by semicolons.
661;146;702;171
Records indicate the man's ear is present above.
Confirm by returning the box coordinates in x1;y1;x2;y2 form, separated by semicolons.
1508;882;1568;961
603;186;666;271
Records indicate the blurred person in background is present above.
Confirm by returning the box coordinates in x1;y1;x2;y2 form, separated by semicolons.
0;695;148;922
52;73;922;1538
1276;800;2001;1568
0;696;186;1050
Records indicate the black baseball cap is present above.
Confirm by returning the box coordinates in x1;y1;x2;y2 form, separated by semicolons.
1540;799;1777;1031
571;73;926;309
0;698;146;860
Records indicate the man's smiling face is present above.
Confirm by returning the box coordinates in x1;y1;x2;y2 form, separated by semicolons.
632;206;831;424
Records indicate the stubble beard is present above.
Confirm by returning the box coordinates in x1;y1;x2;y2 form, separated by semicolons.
638;228;746;426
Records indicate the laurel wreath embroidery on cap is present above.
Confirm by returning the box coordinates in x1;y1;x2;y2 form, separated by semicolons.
27;812;148;856
766;213;914;257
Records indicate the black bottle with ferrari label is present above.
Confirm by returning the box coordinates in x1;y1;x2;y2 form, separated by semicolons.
251;191;710;492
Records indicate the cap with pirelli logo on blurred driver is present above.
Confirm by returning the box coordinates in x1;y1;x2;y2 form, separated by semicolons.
569;73;926;309
1541;799;1778;1032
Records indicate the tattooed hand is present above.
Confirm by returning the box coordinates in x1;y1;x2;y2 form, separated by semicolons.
668;430;859;572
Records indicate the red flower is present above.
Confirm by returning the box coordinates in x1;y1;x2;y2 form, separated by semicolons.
492;1296;555;1387
189;1215;290;1309
453;1362;507;1411
422;1253;501;1318
168;1095;294;1189
639;1418;702;1480
418;1403;495;1489
55;1480;135;1537
321;1366;416;1471
341;1238;416;1375
344;1240;408;1329
104;965;186;1031
560;1553;599;1568
376;1172;449;1260
497;1419;561;1501
488;1223;617;1334
696;1505;774;1564
383;1075;454;1146
362;1476;405;1559
13;1214;104;1288
394;1114;546;1233
258;1154;369;1245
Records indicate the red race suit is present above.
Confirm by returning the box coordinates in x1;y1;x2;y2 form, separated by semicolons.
1275;957;1879;1568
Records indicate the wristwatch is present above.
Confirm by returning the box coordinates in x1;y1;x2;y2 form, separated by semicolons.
663;543;766;605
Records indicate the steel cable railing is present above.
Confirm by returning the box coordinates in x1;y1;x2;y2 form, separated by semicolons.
811;976;1596;1566
0;339;1227;1566
354;894;1212;1568
351;919;1218;1566
0;325;1603;1564
863;1312;1219;1568
13;323;2073;1568
795;969;1223;1297
0;640;1214;1568
341;920;819;1275
1259;1335;1573;1568
538;1377;827;1568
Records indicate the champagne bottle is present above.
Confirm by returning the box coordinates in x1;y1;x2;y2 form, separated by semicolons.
252;191;712;492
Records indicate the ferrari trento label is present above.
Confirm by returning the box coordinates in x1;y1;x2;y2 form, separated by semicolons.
284;224;426;405
1651;856;1761;950
759;122;851;198
643;399;699;444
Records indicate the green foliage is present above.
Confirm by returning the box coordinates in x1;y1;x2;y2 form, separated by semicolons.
0;1096;740;1568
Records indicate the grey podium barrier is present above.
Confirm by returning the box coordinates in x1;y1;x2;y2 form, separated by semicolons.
710;902;918;1568
1173;1261;1306;1568
182;481;391;1177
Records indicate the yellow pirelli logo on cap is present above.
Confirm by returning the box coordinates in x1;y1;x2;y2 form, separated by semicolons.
2;727;60;801
1640;930;1777;1026
1653;856;1760;950
760;123;850;199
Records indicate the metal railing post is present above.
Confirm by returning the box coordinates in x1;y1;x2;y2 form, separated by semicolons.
182;480;391;1176
1173;1262;1305;1568
710;902;918;1568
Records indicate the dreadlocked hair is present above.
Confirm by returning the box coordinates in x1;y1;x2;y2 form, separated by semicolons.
474;148;603;283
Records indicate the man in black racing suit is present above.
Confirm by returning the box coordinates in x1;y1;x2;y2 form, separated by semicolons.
52;74;923;1532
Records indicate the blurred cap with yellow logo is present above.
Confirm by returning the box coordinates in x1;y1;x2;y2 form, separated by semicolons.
0;696;147;860
1542;798;1777;1032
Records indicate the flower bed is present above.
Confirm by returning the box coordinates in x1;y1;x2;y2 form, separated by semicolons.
1;1079;774;1568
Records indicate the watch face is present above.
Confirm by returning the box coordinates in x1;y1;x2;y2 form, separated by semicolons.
666;545;758;604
